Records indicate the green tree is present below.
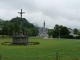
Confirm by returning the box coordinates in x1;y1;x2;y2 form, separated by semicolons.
52;24;69;38
77;31;80;36
25;28;33;36
8;23;14;36
60;27;69;35
0;17;39;37
73;28;78;34
10;17;34;28
14;23;20;33
2;26;8;37
48;29;53;37
52;24;60;38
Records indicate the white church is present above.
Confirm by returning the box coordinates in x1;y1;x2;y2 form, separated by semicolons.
38;21;48;38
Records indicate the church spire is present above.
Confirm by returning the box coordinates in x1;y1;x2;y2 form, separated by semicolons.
44;20;45;28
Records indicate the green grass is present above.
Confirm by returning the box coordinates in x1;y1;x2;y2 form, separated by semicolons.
0;38;80;60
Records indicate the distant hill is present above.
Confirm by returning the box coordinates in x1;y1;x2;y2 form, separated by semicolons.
0;19;5;27
10;17;34;28
0;19;4;21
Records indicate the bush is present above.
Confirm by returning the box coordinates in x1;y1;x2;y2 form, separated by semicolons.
76;36;80;39
61;35;74;39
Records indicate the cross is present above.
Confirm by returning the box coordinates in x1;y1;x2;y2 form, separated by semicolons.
18;9;25;32
18;9;25;18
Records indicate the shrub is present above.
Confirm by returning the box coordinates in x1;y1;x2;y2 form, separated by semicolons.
76;36;80;39
61;35;74;39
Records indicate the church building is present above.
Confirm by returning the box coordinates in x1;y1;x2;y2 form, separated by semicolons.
38;21;48;38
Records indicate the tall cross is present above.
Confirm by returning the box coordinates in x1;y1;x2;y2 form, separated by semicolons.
18;9;25;32
18;9;25;18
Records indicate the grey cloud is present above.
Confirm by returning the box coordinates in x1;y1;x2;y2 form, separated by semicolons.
0;0;80;29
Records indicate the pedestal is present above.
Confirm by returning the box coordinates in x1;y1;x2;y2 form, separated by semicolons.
12;31;28;44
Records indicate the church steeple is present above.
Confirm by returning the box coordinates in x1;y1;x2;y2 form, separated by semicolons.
43;20;45;28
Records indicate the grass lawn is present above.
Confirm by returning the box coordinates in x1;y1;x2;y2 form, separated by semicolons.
0;38;80;60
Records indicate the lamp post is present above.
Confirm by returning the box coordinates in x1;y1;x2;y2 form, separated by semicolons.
8;28;10;37
59;28;60;39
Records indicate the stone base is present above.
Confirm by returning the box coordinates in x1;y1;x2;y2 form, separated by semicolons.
12;36;28;44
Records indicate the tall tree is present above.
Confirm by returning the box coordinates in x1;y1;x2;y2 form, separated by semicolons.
73;28;78;34
48;29;53;37
60;27;69;35
52;24;69;38
10;17;34;28
53;24;60;38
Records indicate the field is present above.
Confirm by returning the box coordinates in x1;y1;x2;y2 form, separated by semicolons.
0;38;80;60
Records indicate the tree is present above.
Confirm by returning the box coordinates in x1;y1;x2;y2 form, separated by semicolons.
52;24;60;38
48;29;53;37
8;23;14;36
10;17;34;28
60;27;69;35
52;24;69;38
24;28;33;36
0;17;39;37
77;31;80;36
2;26;8;37
73;28;78;34
14;23;20;33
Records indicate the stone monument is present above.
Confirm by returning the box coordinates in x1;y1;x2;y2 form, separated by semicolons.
12;9;28;44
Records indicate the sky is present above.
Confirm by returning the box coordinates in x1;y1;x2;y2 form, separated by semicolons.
0;0;80;29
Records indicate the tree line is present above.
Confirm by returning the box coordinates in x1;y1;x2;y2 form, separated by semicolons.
48;24;80;39
0;17;80;39
0;17;38;37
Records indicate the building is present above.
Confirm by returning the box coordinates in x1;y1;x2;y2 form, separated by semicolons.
68;28;78;37
38;21;48;38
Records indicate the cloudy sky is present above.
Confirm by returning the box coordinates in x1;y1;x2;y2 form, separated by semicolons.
0;0;80;29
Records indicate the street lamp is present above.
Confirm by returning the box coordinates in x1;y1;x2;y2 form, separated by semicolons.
8;28;10;37
59;28;60;39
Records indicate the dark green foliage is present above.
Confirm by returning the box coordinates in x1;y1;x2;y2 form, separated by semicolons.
1;42;40;45
52;24;60;38
14;22;20;32
2;26;8;35
60;26;69;35
0;17;39;36
10;17;34;28
77;31;80;36
52;31;59;38
52;24;70;38
73;28;78;34
24;28;38;36
48;29;53;37
0;19;5;27
76;36;80;39
61;35;74;39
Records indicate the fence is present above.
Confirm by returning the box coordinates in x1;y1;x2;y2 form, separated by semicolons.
0;52;80;60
